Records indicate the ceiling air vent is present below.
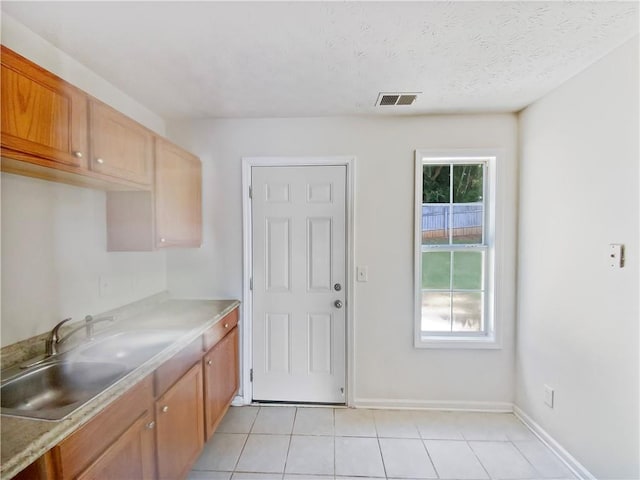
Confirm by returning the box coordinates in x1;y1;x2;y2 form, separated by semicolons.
376;92;420;107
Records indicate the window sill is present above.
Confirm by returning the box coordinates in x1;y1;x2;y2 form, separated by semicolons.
415;334;501;350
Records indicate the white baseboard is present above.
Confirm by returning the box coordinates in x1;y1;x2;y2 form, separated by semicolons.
513;406;595;480
353;397;514;412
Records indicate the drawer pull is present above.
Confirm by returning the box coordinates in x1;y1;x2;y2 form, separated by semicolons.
224;323;229;328
73;151;83;158
96;158;104;164
207;359;212;366
145;421;155;430
161;405;169;413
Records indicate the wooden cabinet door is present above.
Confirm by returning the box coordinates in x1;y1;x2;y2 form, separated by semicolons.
155;137;202;248
155;362;204;480
204;326;239;440
89;100;153;186
54;376;154;479
1;46;88;169
76;411;156;480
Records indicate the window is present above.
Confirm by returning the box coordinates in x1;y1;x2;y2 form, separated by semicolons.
414;151;497;348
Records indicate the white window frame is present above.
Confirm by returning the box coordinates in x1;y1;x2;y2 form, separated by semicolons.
414;150;499;349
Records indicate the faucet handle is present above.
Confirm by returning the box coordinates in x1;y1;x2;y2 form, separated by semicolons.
46;318;72;356
52;318;73;337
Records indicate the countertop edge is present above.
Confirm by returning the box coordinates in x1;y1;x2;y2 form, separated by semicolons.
1;298;240;479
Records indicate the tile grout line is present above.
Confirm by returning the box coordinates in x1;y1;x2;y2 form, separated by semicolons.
231;406;261;475
510;439;549;480
281;407;297;478
466;439;495;480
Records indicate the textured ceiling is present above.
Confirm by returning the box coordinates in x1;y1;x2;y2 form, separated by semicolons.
2;1;638;119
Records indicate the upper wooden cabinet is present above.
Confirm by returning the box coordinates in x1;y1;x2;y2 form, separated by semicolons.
89;100;153;186
106;139;203;251
1;46;154;191
155;137;202;248
1;46;88;170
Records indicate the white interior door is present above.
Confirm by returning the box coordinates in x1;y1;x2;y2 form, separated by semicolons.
251;165;346;403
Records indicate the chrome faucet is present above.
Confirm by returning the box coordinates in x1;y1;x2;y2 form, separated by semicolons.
45;318;73;356
45;315;116;356
84;315;115;339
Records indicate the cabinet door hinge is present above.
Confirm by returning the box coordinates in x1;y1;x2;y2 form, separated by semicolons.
248;186;252;198
249;277;253;290
250;368;253;382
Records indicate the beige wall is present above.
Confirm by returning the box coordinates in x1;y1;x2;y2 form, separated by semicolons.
0;15;168;346
166;114;519;407
516;37;639;478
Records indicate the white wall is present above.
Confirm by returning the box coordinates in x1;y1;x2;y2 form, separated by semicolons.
1;174;167;346
516;37;639;478
166;114;518;406
1;14;165;134
1;15;168;346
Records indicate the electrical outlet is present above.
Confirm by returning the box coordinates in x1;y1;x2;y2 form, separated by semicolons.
357;266;368;282
99;275;113;297
544;385;554;408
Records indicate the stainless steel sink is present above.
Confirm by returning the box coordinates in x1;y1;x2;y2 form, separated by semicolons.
1;361;129;420
1;329;179;421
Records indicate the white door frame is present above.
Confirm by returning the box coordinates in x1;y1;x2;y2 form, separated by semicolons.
240;156;356;405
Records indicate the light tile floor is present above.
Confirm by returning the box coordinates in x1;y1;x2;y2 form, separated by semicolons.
189;406;576;480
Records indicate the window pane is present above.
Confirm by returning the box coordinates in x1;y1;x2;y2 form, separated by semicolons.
423;165;450;203
421;205;449;245
452;292;483;332
453;164;483;203
422;251;450;289
452;204;483;244
421;292;451;332
452;251;483;290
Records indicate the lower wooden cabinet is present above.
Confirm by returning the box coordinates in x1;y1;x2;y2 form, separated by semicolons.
76;411;156;480
11;308;239;480
203;326;239;440
51;376;154;480
155;362;205;480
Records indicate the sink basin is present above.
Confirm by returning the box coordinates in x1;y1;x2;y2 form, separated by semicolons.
73;330;176;367
1;329;178;421
1;361;129;420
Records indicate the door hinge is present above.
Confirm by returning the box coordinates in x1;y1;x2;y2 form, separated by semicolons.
250;368;253;382
249;277;253;290
248;185;252;198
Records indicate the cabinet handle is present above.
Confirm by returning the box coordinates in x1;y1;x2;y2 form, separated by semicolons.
207;359;212;366
145;421;155;430
160;238;166;243
96;158;105;164
224;323;229;328
73;151;83;159
161;405;169;413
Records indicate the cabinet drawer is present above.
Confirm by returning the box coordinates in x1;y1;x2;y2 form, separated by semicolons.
203;308;239;351
53;375;153;479
154;337;203;397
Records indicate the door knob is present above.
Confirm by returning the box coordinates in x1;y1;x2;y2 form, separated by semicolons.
334;300;343;309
